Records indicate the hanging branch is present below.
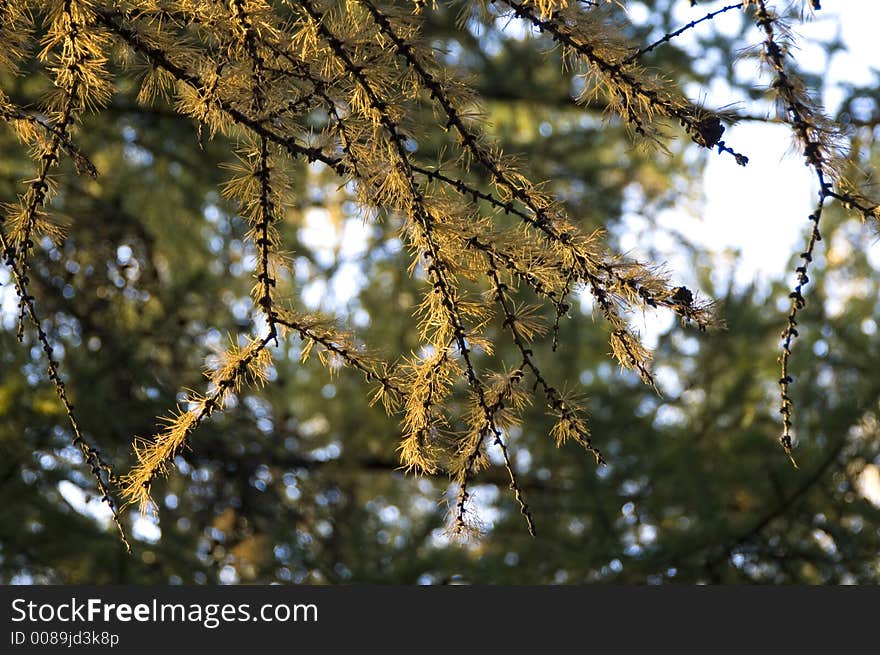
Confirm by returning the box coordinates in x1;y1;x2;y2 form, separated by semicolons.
498;0;743;159
120;334;275;513
355;0;709;388
9;0;111;337
750;1;841;464
0;1;124;548
0;224;130;550
481;250;605;466
293;0;534;535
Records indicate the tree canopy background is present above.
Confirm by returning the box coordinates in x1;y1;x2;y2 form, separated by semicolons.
1;0;879;584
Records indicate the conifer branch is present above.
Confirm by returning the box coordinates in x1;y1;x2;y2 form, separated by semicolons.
751;1;840;463
294;0;522;534
0;223;130;551
120;333;275;513
103;4;716;341
498;0;734;153
0;95;98;177
623;3;742;65
11;0;110;338
97;1;721;516
354;0;715;385
484;251;605;465
94;9;338;169
225;1;283;341
274;311;405;408
416;163;717;328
